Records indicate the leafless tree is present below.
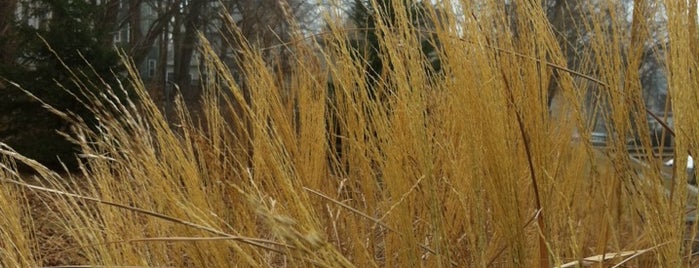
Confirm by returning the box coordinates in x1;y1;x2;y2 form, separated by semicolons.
111;0;319;96
0;0;18;86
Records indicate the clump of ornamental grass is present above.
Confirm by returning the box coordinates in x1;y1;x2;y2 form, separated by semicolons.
1;0;699;267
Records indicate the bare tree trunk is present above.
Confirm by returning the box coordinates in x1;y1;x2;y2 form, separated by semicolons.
85;0;120;51
0;0;18;69
128;0;143;49
128;0;177;68
174;0;205;92
171;0;183;88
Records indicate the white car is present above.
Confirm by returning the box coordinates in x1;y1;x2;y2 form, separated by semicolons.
664;156;695;184
664;156;694;169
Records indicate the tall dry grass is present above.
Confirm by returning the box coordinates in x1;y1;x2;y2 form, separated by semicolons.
1;0;699;267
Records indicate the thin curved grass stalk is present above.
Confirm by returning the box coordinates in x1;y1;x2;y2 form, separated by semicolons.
304;186;459;267
0;177;286;254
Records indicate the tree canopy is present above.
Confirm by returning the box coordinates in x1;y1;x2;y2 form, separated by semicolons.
0;0;122;170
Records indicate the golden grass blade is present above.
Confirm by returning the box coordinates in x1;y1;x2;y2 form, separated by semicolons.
1;0;697;266
304;186;458;266
39;265;176;268
0;177;287;253
555;243;667;268
60;236;292;257
303;186;399;233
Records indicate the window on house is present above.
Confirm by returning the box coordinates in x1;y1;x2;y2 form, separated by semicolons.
148;59;157;78
125;23;131;43
113;31;121;43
